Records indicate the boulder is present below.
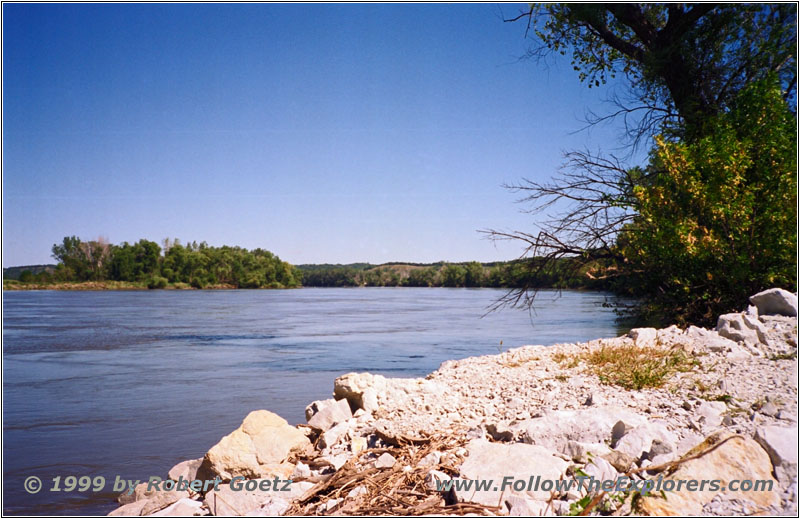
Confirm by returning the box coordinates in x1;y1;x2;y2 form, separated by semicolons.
333;373;387;411
637;431;780;515
204;480;313;515
117;482;188;506
750;288;798;317
717;313;761;345
629;327;658;346
168;458;203;483
583;456;618;483
140;490;193;516
755;425;798;479
504;494;550;516
455;439;568;506
602;450;636;472
152;497;204;516
521;407;647;454
199;410;310;481
613;422;677;461
306;398;352;431
319;420;351;450
108;501;148;516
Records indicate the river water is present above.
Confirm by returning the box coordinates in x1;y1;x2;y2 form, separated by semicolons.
3;288;629;515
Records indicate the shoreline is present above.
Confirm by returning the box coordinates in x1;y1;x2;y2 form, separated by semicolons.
106;287;798;516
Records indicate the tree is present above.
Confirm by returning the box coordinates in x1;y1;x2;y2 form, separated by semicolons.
618;78;797;323
490;4;797;323
509;4;796;143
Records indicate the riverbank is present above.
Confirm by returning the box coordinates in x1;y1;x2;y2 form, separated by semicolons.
2;280;239;290
108;288;798;516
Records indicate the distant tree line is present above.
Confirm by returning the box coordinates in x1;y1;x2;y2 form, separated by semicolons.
46;236;301;289
296;259;612;289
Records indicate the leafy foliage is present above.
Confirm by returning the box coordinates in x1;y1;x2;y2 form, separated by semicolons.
618;78;797;323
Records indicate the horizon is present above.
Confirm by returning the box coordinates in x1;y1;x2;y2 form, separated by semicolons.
3;4;646;267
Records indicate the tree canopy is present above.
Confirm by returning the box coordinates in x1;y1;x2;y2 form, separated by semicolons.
494;3;797;325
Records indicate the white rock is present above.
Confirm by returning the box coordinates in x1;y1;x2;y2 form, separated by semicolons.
152;497;204;516
425;470;451;492
614;422;677;460
522;407;647;454
583;456;618;483
717;313;761;345
629;327;658;346
306;398;352;431
755;425;798;476
167;459;202;483
504;494;550;516
455;439;569;505
750;288;798;317
375;452;396;469
696;401;727;428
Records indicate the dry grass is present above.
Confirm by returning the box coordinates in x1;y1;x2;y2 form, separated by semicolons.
581;343;694;390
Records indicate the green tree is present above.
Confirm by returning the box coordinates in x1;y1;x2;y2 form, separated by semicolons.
618;78;797;323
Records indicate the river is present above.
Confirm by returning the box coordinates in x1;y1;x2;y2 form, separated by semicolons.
3;288;630;515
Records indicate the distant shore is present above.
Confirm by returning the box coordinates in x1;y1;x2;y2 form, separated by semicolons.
2;280;240;291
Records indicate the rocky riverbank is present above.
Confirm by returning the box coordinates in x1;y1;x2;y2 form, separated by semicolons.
109;288;798;516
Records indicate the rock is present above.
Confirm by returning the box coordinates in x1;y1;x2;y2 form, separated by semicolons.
455;439;568;506
204;480;313;515
636;431;780;515
333;372;387;411
291;462;311;480
361;388;379;413
198;410;311;481
522;407;647;454
350;437;367;456
347;485;368;498
614;422;677;461
167;459;203;483
418;451;441;467
504;494;550;516
629;327;658;346
425;470;451;492
696;401;727;428
322;453;350;471
255;497;290;516
564;440;611;463
319;420;351;450
602;450;636;472
760;401;780;417
108;501;148;516
375;453;396;469
755;425;798;479
140;489;192;516
717;313;761;345
152;497;204;516
117;482;188;506
306;398;352;431
750;288;798;317
583;456;617;483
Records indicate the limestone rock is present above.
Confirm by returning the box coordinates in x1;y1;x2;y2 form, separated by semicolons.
455;439;568;506
306;398;352;431
375;452;396;469
152;497;204;516
637;431;780;515
717;313;761;345
167;458;203;483
140;490;192;516
696;401;727;428
199;410;310;481
522;407;647;454
755;425;798;477
107;501;148;516
614;422;677;461
204;480;313;515
750;288;798;317
504;494;550;516
629;327;658;346
564;440;611;463
333;372;387;411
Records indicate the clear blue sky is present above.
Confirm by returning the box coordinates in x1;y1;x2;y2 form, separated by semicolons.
3;3;642;266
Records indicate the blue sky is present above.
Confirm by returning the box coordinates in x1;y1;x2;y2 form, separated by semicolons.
3;3;643;266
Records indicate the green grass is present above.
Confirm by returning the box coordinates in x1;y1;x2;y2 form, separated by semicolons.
581;344;695;390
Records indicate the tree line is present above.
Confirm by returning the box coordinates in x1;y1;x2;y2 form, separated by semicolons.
296;259;612;289
46;236;301;289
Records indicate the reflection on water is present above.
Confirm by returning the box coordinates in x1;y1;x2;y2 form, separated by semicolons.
3;288;630;515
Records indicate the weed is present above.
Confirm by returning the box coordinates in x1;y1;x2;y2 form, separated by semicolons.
582;344;693;390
